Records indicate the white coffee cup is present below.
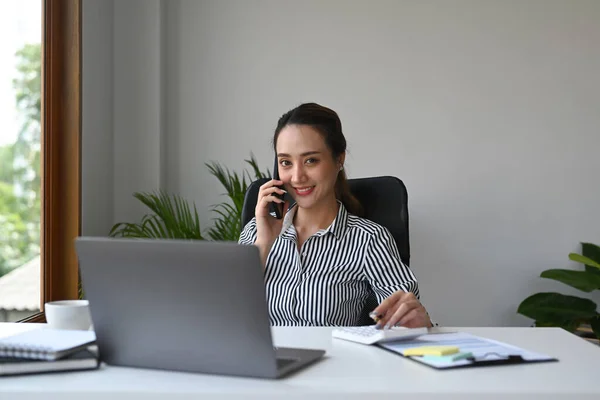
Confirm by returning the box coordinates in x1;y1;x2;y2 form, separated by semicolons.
45;300;93;331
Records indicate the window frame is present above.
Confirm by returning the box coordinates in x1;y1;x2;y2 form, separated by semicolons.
20;0;81;323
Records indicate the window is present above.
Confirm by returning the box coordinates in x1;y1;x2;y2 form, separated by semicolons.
0;0;43;322
0;0;81;323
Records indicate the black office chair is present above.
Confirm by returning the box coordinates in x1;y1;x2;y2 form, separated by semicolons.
240;176;410;325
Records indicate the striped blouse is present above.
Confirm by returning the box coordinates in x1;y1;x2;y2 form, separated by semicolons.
238;202;421;326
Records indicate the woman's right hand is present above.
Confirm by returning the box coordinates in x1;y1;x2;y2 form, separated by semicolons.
255;179;289;248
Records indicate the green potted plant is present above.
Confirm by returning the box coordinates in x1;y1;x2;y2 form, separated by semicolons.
517;242;600;343
77;154;269;298
109;154;270;241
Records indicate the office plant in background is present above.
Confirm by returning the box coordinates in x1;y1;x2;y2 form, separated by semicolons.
517;242;600;343
108;154;270;242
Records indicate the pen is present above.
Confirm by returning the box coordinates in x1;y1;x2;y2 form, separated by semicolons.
369;311;383;324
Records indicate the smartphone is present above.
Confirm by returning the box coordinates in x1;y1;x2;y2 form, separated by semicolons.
269;155;284;219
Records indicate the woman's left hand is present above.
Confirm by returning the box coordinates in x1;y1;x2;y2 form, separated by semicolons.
370;291;432;329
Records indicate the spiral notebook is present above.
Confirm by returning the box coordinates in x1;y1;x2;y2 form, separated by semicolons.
0;329;96;361
0;348;99;376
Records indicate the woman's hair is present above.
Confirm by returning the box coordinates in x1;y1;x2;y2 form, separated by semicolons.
273;102;363;216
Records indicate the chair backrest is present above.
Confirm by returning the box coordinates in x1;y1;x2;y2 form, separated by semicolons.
240;176;410;267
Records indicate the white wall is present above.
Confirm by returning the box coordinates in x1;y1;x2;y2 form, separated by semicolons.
83;0;600;326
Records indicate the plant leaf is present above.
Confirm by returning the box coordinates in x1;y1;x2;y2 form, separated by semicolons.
112;190;203;240
590;316;600;340
568;253;600;270
206;202;240;241
205;153;270;241
582;243;600;275
245;153;269;180
517;292;598;326
109;222;129;237
534;319;580;332
109;222;148;238
533;320;555;327
141;215;167;238
540;269;600;292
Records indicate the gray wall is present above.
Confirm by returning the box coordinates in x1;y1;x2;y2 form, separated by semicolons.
83;0;600;327
82;0;114;237
83;0;166;232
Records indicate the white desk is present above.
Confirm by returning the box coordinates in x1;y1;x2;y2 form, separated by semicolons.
1;323;599;399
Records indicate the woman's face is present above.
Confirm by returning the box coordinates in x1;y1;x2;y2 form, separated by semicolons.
276;124;344;211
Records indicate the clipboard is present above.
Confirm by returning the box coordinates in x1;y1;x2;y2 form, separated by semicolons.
377;332;558;370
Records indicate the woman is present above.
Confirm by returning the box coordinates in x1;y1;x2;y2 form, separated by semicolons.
239;103;433;328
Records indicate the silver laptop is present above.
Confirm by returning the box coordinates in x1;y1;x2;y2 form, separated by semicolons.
75;237;325;379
